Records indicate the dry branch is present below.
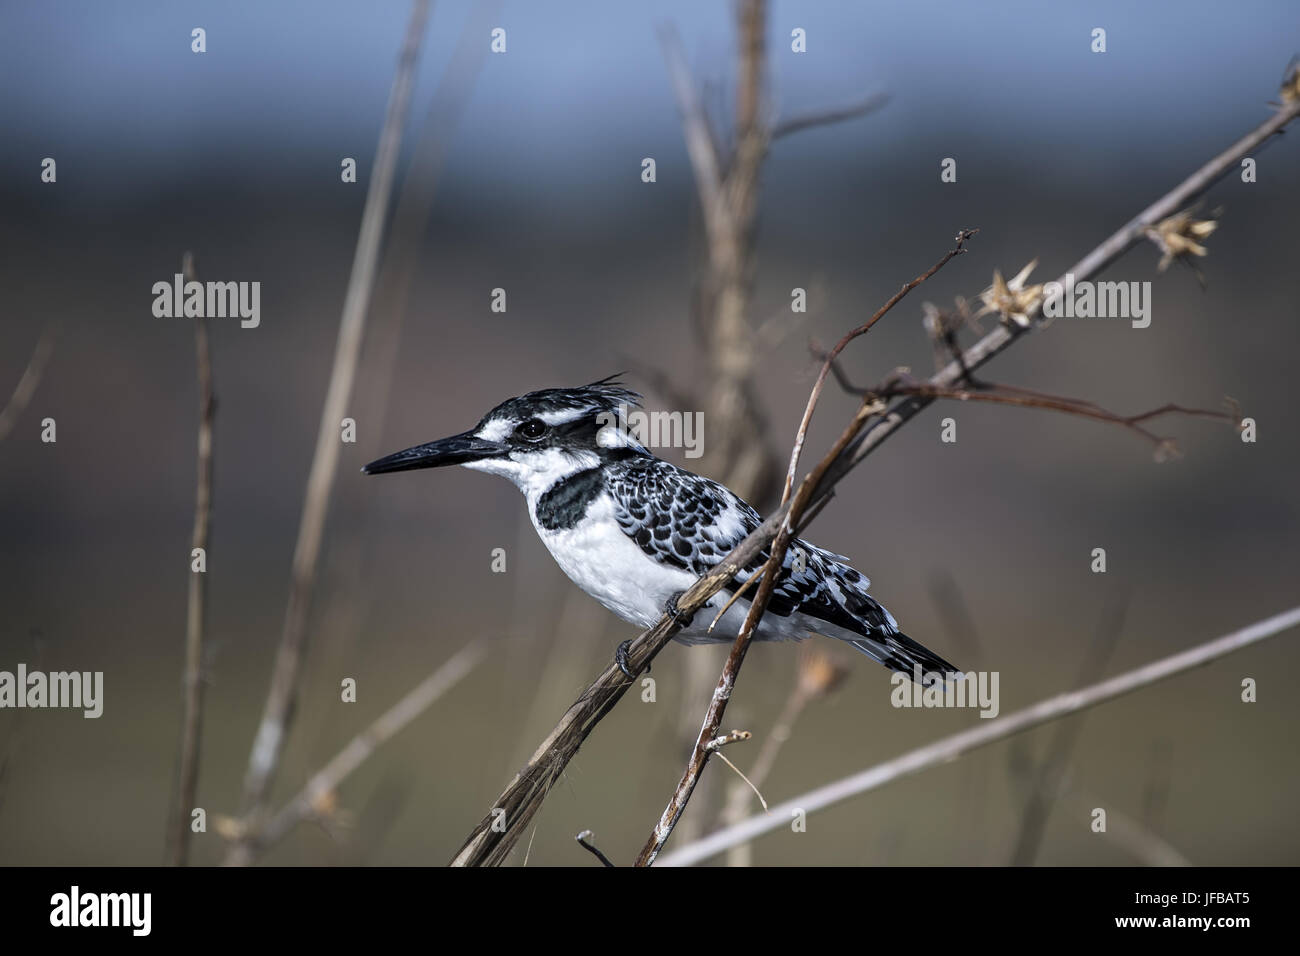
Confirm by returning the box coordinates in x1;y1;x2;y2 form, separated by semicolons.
230;0;431;860
635;409;873;866
289;0;495;795
783;229;977;502
825;96;1300;486
657;603;1300;866
720;647;849;865
166;252;214;866
825;365;1242;459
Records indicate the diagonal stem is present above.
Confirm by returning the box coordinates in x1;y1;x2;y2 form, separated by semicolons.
230;0;431;862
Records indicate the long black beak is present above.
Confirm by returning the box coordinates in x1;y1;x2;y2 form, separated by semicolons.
362;430;507;475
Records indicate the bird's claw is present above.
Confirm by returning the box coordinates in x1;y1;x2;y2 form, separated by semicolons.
616;594;694;678
616;639;638;679
666;590;695;628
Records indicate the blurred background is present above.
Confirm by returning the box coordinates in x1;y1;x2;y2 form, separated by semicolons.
1;0;1298;866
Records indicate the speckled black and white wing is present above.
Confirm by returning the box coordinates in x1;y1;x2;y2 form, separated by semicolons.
603;457;754;579
603;457;958;677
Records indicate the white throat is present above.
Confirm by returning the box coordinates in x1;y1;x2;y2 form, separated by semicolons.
462;446;601;505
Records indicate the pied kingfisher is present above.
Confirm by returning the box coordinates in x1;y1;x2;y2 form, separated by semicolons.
363;378;956;682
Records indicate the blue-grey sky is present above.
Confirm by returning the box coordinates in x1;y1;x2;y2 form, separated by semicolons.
4;0;1297;200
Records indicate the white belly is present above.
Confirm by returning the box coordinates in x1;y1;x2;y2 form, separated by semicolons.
529;493;823;646
532;494;696;629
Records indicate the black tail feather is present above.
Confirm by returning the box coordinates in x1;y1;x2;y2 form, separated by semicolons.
849;631;961;683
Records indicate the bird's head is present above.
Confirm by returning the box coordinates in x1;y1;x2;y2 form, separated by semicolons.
362;376;647;495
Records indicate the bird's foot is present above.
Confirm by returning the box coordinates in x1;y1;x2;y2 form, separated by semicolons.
665;590;695;629
616;639;642;679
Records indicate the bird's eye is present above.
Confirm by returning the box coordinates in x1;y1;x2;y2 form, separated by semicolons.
517;418;547;441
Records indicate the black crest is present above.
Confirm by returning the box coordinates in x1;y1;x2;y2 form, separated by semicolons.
481;375;642;425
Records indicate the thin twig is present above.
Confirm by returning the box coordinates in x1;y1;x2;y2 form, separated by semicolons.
781;229;978;505
926;570;984;667
355;0;501;460
612;355;698;414
720;647;848;864
770;91;890;140
656;604;1300;866
705;568;761;634
706;729;753;751
575;830;616;867
305;0;500;766
721;680;804;865
658;22;731;251
230;640;484;858
0;323;57;442
1065;787;1191;867
754;275;825;350
1008;595;1128;866
166;252;214;866
229;0;431;862
713;752;767;813
826;365;1241;459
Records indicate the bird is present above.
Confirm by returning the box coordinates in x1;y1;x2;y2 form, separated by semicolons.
363;377;957;683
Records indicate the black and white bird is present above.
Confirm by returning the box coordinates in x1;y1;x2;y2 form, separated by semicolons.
363;379;957;683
